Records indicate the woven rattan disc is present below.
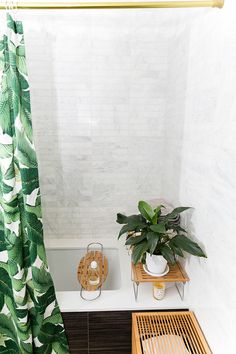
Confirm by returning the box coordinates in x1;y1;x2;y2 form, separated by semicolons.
77;251;108;291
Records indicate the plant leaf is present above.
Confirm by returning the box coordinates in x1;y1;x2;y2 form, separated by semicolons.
116;214;144;227
117;214;147;238
171;235;206;258
138;201;155;222
118;224;134;239
150;223;166;234
125;233;147;246
160;245;176;264
152;205;163;224
170;225;187;233
146;231;160;255
116;213;129;224
154;205;165;213
163;207;191;222
169;243;184;257
132;241;149;265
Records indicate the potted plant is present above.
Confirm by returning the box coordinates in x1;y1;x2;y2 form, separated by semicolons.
116;201;206;274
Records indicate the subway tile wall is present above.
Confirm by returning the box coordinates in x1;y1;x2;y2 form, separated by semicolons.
21;10;189;239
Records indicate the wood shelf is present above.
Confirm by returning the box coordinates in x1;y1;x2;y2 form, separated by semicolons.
132;262;189;283
131;262;190;301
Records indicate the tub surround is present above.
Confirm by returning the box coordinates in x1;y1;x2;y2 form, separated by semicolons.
45;238;189;312
57;282;186;313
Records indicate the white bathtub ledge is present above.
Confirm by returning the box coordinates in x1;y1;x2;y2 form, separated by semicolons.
45;238;189;312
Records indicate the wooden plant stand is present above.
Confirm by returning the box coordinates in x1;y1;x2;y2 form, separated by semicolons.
131;262;189;301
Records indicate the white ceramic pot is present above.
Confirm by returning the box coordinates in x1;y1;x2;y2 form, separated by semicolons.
146;253;167;274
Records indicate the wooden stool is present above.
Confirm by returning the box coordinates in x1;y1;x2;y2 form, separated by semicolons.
132;311;212;354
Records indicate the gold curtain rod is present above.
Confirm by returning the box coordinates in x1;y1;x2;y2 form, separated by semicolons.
0;1;224;10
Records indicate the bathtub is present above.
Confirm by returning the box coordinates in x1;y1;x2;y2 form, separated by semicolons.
45;238;189;312
46;247;121;292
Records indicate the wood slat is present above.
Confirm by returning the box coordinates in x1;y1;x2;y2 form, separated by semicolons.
132;262;189;283
77;251;108;291
132;311;212;354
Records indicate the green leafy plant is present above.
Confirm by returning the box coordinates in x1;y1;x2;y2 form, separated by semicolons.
117;201;206;265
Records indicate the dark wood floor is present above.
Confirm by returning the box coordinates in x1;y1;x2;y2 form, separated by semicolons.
62;309;189;354
62;311;132;354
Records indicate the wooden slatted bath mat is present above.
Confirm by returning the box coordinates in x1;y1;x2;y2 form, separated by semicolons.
132;311;212;354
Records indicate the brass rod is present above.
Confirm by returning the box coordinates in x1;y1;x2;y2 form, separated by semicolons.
0;1;224;10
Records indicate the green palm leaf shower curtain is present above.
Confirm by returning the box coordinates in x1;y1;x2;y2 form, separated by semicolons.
0;14;69;354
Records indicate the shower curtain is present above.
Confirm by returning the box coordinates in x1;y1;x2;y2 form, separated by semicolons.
0;14;69;353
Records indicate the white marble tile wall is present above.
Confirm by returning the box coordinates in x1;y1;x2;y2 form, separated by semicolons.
176;2;236;353
20;9;189;239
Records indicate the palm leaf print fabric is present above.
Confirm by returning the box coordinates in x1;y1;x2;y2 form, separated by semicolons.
0;14;69;354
